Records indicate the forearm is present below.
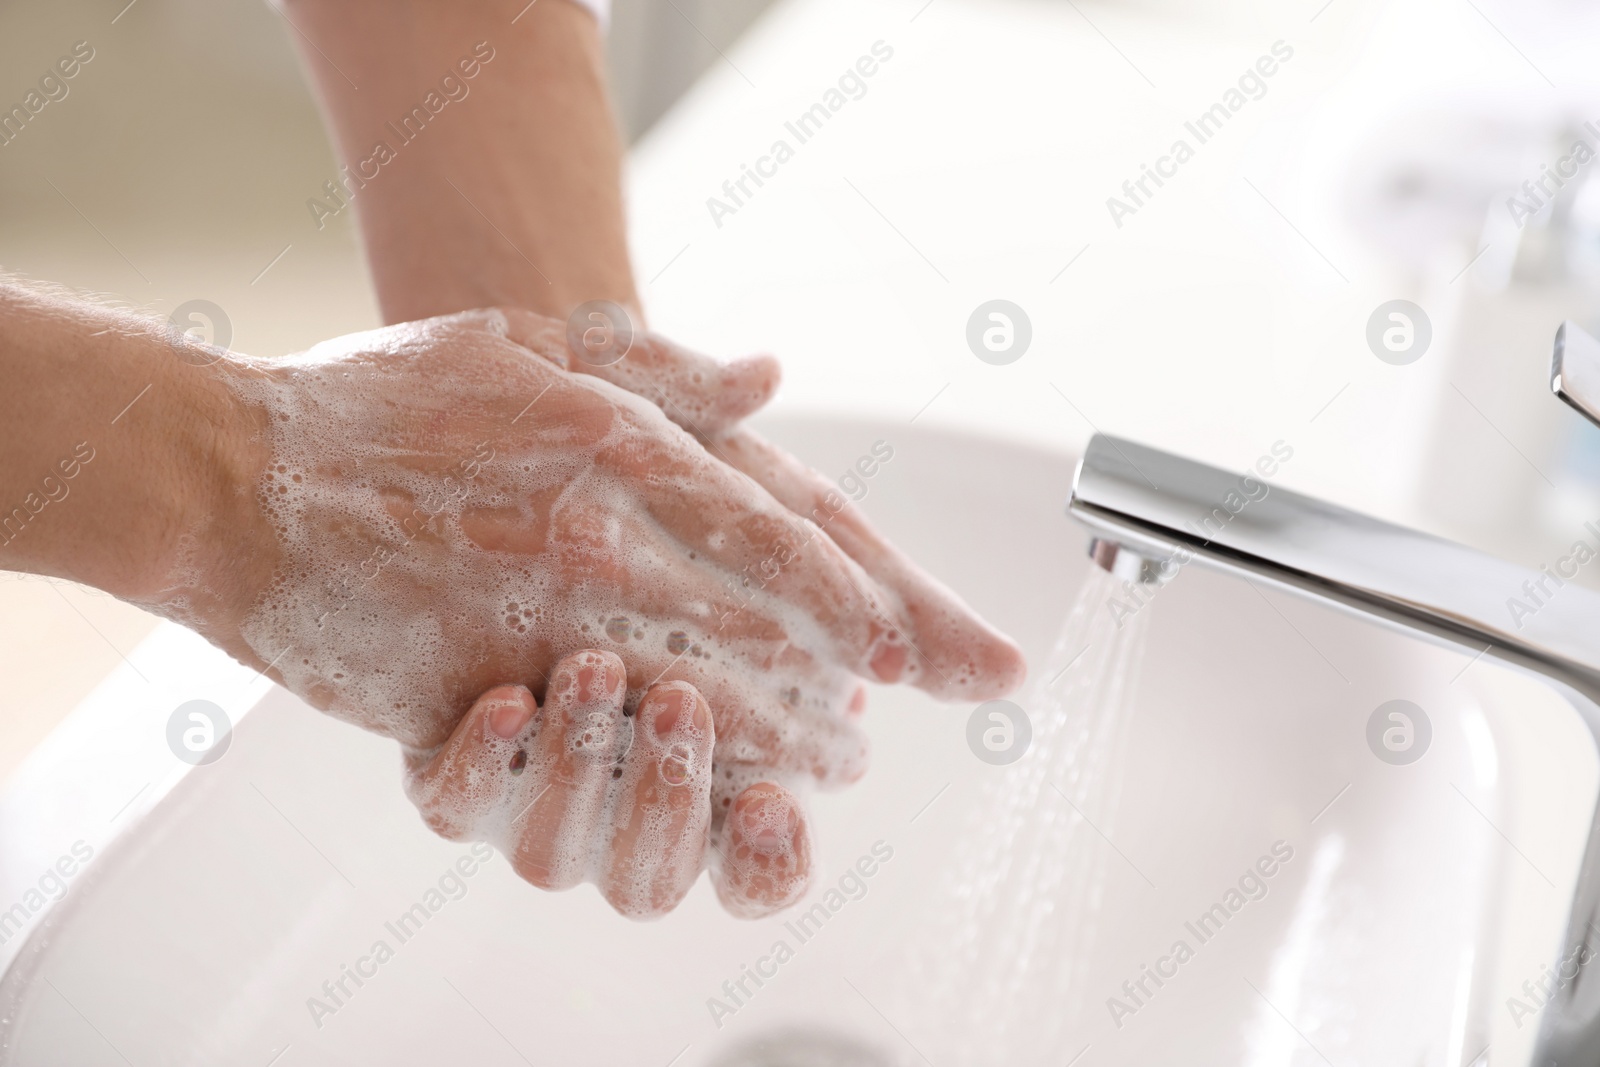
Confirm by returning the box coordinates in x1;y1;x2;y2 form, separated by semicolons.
285;0;637;324
0;284;248;603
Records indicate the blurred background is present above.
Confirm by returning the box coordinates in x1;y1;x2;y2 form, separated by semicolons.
6;0;1600;786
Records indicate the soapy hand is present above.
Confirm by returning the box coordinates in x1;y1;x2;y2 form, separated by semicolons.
151;308;1022;918
492;309;1024;702
405;653;812;919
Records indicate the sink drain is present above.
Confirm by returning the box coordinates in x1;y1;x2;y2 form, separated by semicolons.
707;1026;901;1067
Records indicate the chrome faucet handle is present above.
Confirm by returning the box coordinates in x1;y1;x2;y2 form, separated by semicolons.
1552;320;1600;430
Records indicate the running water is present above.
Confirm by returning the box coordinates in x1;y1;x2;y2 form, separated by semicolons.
889;563;1155;1063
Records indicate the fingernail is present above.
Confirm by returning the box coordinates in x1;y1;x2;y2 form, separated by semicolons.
651;687;699;738
737;793;798;854
575;663;602;702
651;695;683;738
487;694;533;739
570;654;625;707
647;684;707;738
869;638;908;683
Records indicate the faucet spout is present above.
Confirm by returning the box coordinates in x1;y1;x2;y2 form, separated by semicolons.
1086;537;1164;585
1068;431;1600;1063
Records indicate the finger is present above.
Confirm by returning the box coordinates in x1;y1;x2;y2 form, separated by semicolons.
507;649;630;891
613;343;780;432
710;428;1027;700
710;781;813;919
599;681;715;918
492;307;781;437
595;426;922;686
602;334;781;437
404;684;538;841
633;659;870;789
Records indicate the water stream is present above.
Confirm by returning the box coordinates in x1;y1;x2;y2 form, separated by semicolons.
889;564;1155;1063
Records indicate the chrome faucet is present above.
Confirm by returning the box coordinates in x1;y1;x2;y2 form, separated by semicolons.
1068;321;1600;1064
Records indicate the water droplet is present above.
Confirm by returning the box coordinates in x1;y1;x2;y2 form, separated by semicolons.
509;749;527;775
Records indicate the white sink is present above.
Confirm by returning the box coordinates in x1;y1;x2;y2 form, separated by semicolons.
0;415;1590;1066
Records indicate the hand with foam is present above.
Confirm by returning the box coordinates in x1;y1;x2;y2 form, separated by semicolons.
150;308;1021;917
195;306;1023;754
485;307;1030;703
387;309;1030;917
405;652;812;920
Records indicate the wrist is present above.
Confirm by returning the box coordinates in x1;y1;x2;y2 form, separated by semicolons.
111;347;280;673
0;288;268;618
288;0;637;324
125;350;271;617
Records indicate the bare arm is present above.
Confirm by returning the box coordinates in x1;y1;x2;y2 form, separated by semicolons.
0;283;248;609
283;0;635;323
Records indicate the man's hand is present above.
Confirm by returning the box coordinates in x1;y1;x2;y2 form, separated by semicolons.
168;308;1002;755
142;307;1018;917
406;656;814;920
487;308;1030;701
